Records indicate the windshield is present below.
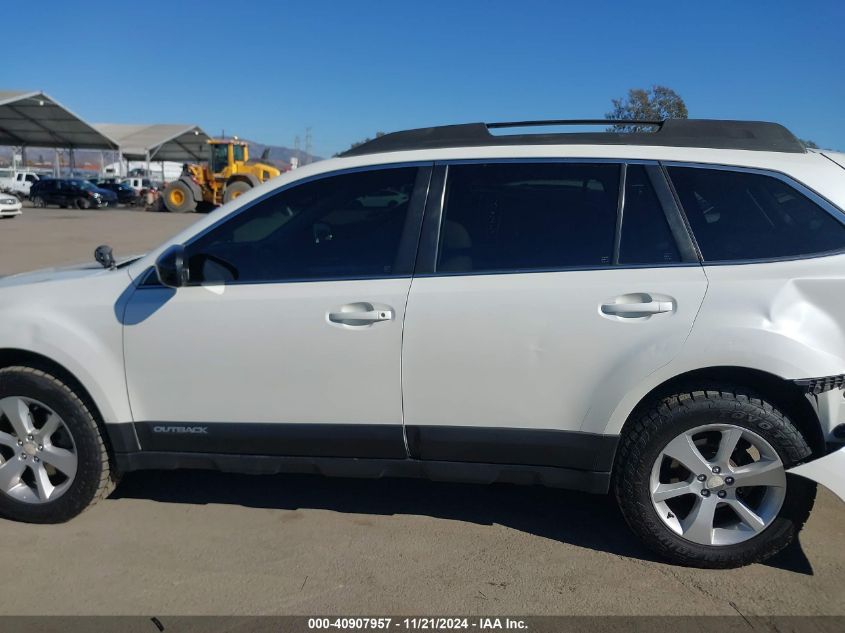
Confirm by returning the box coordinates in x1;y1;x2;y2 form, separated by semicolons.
71;180;95;190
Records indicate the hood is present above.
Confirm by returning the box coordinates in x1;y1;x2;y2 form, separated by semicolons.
93;187;118;199
0;255;144;288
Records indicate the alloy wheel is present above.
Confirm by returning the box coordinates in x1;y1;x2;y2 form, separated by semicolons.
649;423;787;546
0;396;77;504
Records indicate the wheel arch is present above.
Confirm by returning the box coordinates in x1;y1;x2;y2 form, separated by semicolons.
618;365;826;459
0;348;120;459
178;176;203;202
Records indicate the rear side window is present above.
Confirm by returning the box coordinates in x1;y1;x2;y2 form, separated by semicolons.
619;165;681;264
437;163;620;272
668;167;845;262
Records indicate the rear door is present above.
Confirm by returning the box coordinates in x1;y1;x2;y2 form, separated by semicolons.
401;161;708;472
44;180;60;205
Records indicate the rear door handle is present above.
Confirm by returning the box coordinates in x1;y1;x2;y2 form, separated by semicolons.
328;304;394;325
601;301;674;316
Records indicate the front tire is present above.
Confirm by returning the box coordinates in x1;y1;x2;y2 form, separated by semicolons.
0;367;119;523
163;180;198;213
615;388;816;568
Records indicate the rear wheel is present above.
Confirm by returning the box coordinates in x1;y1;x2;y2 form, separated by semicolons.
163;180;197;213
615;388;816;568
31;196;45;208
223;180;251;204
0;367;119;523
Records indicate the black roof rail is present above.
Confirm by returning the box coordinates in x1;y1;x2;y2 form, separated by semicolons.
340;118;806;157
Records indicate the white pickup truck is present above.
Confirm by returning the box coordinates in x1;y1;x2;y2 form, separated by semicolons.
0;170;42;198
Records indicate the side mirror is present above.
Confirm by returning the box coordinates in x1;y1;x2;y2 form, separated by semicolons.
155;244;189;288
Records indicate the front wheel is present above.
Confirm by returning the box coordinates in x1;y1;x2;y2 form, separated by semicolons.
163;180;197;213
0;367;119;523
615;388;816;568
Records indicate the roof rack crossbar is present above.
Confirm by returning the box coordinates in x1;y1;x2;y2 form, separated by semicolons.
339;118;806;157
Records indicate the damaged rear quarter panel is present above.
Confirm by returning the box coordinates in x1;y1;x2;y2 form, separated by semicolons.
603;253;845;437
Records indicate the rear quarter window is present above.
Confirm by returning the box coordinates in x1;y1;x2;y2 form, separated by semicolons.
668;166;845;262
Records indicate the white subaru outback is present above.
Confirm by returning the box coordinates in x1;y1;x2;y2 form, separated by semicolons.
0;119;843;568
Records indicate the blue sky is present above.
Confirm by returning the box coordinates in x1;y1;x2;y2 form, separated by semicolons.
7;1;844;156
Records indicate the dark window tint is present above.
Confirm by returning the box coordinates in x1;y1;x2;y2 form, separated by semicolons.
619;165;681;264
211;144;228;173
437;163;620;273
669;167;845;262
187;167;418;283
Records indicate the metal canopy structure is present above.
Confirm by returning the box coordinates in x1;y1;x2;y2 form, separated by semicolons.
0;90;119;149
93;123;211;162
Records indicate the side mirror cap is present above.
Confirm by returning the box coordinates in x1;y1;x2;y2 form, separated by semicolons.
155;244;189;288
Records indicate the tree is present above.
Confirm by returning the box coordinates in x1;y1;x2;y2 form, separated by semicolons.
336;131;386;156
800;139;819;149
606;86;688;131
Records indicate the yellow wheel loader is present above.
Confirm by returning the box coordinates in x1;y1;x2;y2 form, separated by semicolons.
162;139;281;213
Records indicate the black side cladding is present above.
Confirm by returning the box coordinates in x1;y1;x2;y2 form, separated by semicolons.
793;375;845;395
405;425;619;471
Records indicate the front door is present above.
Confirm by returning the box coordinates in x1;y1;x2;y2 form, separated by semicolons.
123;164;430;458
402;161;708;471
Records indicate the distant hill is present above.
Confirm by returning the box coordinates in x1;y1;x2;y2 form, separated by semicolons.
243;140;321;167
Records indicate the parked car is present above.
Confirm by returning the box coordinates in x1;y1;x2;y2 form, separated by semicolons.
0;119;842;569
96;181;139;205
29;178;118;209
0;192;22;218
0;170;41;198
120;177;152;194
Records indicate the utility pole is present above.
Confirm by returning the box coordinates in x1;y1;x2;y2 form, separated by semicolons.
304;127;312;165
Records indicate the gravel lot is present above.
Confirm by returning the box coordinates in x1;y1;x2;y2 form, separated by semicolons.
0;205;843;616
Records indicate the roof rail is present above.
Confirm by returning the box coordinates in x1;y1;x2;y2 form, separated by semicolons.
340;118;806;157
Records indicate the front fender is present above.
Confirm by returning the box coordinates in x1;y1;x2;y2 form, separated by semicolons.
0;271;135;424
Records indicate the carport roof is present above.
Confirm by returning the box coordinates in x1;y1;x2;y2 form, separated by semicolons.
0;90;119;149
93;123;211;162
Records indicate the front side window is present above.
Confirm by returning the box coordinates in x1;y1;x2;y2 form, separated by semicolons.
232;145;245;162
668;167;845;262
186;167;419;284
436;163;620;273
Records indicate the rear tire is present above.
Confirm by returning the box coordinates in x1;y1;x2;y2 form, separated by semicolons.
163;180;197;213
223;180;251;204
615;388;816;568
0;367;119;523
31;196;45;208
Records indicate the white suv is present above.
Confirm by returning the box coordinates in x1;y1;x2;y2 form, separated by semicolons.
0;119;843;568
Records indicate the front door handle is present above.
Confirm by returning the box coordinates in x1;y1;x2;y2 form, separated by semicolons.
328;302;394;326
